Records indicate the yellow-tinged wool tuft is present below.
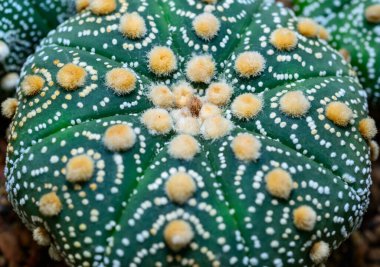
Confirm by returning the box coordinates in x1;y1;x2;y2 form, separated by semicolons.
358;117;377;140
149;85;174;108
318;25;330;40
141;108;172;134
310;241;330;264
0;41;10;61
90;0;116;15
231;133;261;161
21;75;45;96
293;205;317;231
199;103;221;121
106;68;136;95
148;46;177;76
339;48;351;62
206;82;233;106
103;124;136;152
365;4;380;23
235;51;266;78
265;168;293;199
231;93;263;119
57;63;87;91
173;82;194;108
119;12;147;39
168;134;200;160
175;116;201;136
186;55;215;84
370;141;379;162
164;220;194;252
165;172;196;204
171;108;192;122
39;192;62;217
297;18;319;38
48;245;62;261
280;91;311;117
325;101;353;127
270;28;298;51
33;227;51;246
201;115;233;139
66;155;94;183
76;0;90;12
192;13;220;40
1;98;18;119
1;72;19;91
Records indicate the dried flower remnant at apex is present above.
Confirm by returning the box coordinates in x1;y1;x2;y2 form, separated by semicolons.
4;0;376;266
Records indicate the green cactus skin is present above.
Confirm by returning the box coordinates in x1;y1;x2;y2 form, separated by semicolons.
4;0;376;266
293;0;380;107
0;0;76;93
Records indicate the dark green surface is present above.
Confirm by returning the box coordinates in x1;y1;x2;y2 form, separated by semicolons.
0;0;75;95
5;0;373;266
294;0;380;107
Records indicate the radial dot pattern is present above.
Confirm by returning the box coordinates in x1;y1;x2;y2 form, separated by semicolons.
3;0;376;267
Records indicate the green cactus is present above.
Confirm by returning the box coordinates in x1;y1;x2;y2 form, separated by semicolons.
3;0;378;266
0;0;77;94
293;0;380;107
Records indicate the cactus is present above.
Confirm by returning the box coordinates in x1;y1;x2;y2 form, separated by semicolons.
293;0;380;107
0;0;77;94
3;0;378;266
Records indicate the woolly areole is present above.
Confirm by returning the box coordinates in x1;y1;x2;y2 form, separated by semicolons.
3;0;376;266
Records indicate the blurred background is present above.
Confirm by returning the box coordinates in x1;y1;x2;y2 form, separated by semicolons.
0;0;379;266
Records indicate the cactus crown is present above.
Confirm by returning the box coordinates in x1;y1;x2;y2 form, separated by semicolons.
4;0;377;266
